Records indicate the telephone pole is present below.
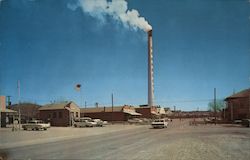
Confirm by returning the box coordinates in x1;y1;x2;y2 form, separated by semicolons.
17;80;21;130
111;93;114;123
214;88;217;125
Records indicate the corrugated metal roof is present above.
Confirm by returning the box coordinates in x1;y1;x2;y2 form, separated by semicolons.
151;111;160;115
225;88;250;100
80;106;124;113
81;106;142;116
123;110;142;116
39;102;71;110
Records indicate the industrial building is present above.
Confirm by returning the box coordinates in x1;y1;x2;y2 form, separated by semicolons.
39;101;80;127
80;105;141;122
224;88;250;121
135;106;159;119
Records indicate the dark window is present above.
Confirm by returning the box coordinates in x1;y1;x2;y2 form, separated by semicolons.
76;112;79;118
48;114;51;118
53;112;56;118
59;112;62;118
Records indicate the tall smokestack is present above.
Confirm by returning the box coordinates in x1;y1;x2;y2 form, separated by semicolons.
148;30;154;107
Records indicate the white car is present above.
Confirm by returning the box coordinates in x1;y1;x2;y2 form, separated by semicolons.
22;120;50;131
128;118;143;124
151;119;168;129
74;118;97;127
103;121;108;125
93;119;104;127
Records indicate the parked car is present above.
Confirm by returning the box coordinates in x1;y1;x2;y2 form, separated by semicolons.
22;120;50;131
93;119;104;127
103;121;108;125
78;117;92;121
128;118;143;124
242;119;250;127
151;119;168;129
74;118;97;127
234;119;242;124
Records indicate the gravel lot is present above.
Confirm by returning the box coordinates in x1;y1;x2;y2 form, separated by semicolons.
1;119;250;160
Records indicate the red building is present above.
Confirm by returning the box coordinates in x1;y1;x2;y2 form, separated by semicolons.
39;101;80;127
224;88;250;121
135;106;159;119
80;105;141;122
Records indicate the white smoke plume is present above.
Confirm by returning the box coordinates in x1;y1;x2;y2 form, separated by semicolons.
68;0;152;32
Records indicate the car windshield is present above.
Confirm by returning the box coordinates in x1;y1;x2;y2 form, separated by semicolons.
28;121;36;124
155;120;164;122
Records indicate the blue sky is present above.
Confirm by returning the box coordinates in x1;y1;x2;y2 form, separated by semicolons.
0;0;250;111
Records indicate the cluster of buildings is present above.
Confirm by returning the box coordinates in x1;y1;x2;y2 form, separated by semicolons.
0;97;170;127
1;88;249;127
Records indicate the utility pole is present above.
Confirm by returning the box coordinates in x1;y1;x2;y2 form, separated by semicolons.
111;93;114;124
249;77;250;119
214;88;217;125
223;102;227;121
17;80;21;130
174;106;176;119
249;94;250;119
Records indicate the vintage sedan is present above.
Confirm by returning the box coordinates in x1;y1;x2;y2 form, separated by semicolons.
22;120;50;131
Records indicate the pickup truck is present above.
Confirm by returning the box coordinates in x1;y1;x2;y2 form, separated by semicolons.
151;119;168;129
22;120;50;131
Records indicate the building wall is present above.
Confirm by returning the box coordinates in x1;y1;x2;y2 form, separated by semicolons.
135;108;151;118
225;97;250;121
1;112;6;127
39;109;70;127
81;112;127;121
0;96;6;127
68;102;80;118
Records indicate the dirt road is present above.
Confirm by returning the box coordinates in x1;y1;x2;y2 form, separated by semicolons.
1;119;250;160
